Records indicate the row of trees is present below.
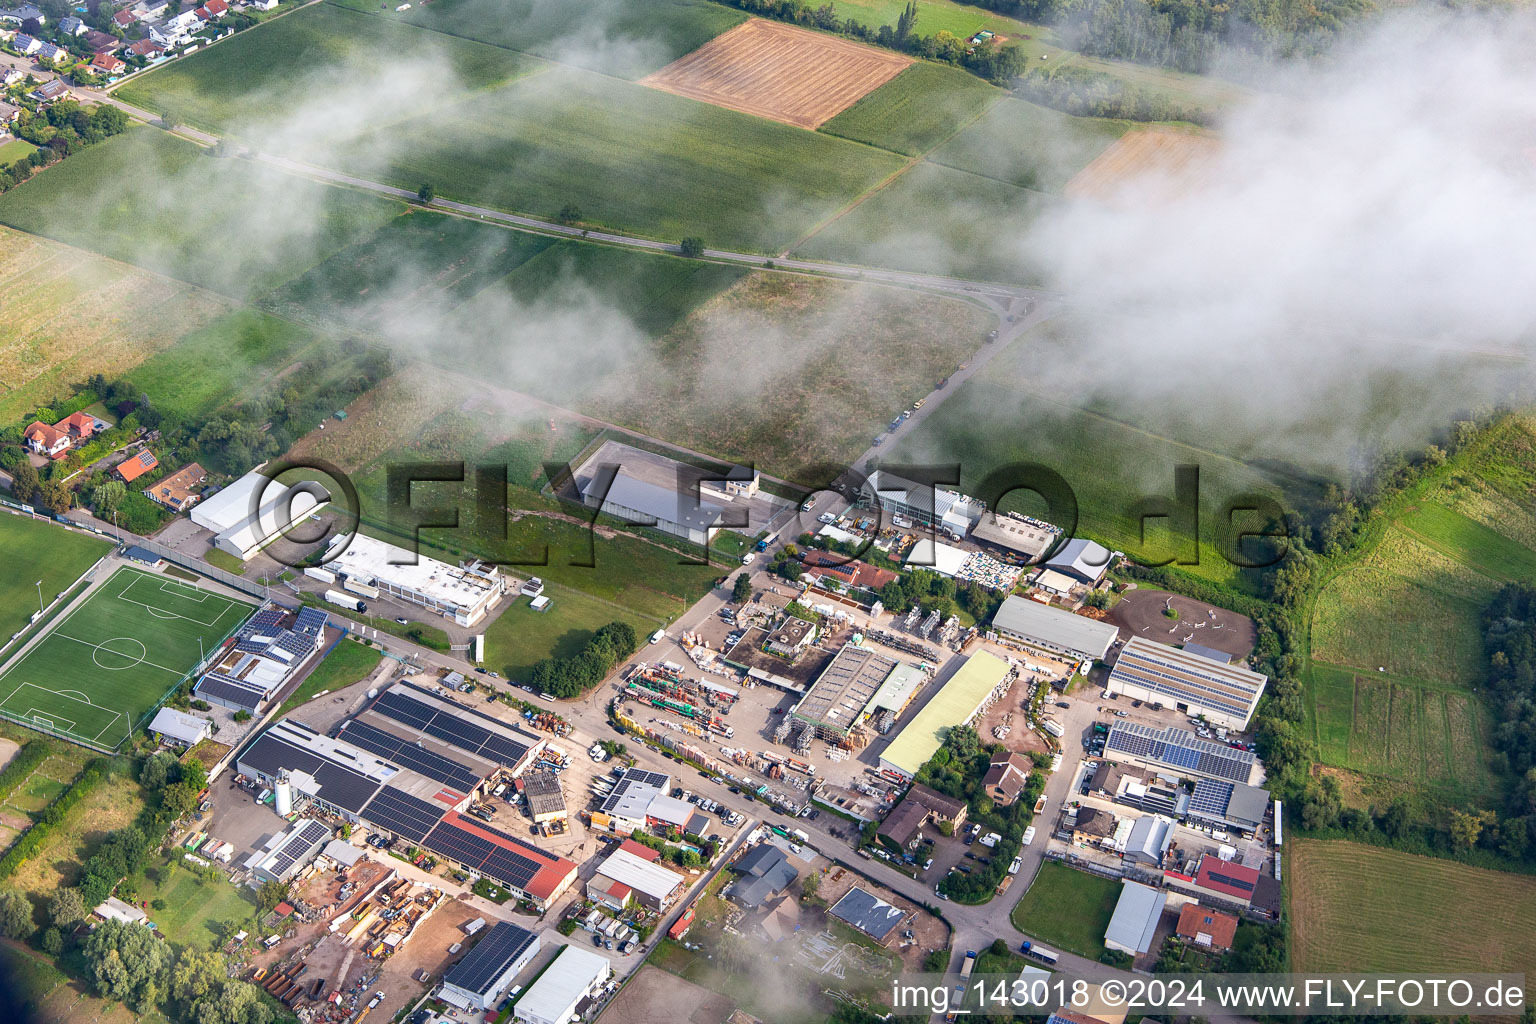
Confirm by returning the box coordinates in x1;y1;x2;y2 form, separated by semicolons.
523;620;639;697
0;102;129;196
1013;63;1214;123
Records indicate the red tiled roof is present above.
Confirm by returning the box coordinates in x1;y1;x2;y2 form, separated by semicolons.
436;812;575;903
24;421;65;447
113;9;136;23
1195;858;1260;900
128;38;164;55
800;550;898;590
91;52;124;71
1175;903;1238;949
274;901;293;917
115;450;159;482
618;838;661;863
59;411;96;434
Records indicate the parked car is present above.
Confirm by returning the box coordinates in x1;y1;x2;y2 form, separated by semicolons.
1115;710;1130;718
801;497;816;511
741;553;755;565
1056;701;1070;708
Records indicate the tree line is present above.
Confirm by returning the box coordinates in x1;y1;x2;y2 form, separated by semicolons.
523;620;640;697
0;102;129;196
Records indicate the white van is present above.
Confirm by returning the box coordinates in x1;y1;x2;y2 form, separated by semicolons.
650;629;665;645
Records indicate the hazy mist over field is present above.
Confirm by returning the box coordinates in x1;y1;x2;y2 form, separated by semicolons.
1016;9;1536;466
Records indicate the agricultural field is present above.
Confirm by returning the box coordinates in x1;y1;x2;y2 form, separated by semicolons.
1063;127;1220;200
0;741;91;854
123;308;323;422
0;567;252;750
927;96;1130;192
641;18;911;130
826;0;1053;48
324;65;905;252
793;160;1050;282
1290;839;1536;985
821;61;1002;157
326;0;746;79
115;2;542;135
610;272;991;475
1394;500;1536;583
1307;665;1496;804
1009;860;1118;958
0;228;235;425
0;128;404;298
259;210;559;332
0;515;112;643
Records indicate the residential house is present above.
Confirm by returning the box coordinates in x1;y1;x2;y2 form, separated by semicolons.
248;0;276;9
982;752;1032;807
34;40;66;64
0;100;19;124
194;0;225;18
114;449;158;483
0;5;43;24
58;14;86;33
30;78;67;101
2;68;24;86
24;412;98;458
126;36;165;56
877;783;968;851
726;844;798;909
11;31;40;53
91;50;125;73
1071;806;1117;847
112;8;136;26
85;28;120;51
133;0;170;17
145;462;206;511
1174;904;1238;951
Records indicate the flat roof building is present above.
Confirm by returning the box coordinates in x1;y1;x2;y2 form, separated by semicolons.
1106;637;1268;729
1104;881;1165;955
879;651;1011;778
969;511;1061;561
190;466;326;561
251;819;331;882
582;467;723;546
991;596;1120;662
1104;721;1258;785
597;768;670;834
790;643;901;741
149;707;211;748
322;533;508;627
521;771;567;824
588;840;687;911
863;471;985;537
513;946;612;1024
1186;779;1270;835
440;923;540;1012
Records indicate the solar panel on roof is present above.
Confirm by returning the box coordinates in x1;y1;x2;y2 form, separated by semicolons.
267;820;328;877
339;721;482;792
370;689;531;767
362;785;446;843
421;816;551;890
443;923;538;995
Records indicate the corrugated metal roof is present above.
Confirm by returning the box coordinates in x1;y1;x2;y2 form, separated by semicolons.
991;596;1119;659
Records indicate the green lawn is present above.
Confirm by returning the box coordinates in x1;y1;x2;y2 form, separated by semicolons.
927;96;1131;192
323;0;746;79
115;2;541;134
1394;502;1536;583
820;62;1002;157
0;567;252;749
0;516;112;642
793;160;1050;283
826;0;1055;48
0;138;38;165
321;65;905;252
138;857;258;948
0;128;404;298
483;586;661;682
277;637;383;714
124;308;321;421
1009;860;1118;958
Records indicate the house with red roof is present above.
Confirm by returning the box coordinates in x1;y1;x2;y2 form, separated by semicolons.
127;37;165;57
112;8;137;26
1175;903;1239;950
1191;856;1261;908
91;51;126;74
24;411;101;458
114;449;159;483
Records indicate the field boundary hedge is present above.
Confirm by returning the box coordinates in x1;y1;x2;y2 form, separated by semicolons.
0;758;115;881
0;739;55;806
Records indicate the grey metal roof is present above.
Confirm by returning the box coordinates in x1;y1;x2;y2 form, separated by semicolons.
1104;881;1165;953
1044;538;1112;581
730;845;797;908
828;886;905;941
584;470;723;531
991;596;1119;659
1181;642;1231;664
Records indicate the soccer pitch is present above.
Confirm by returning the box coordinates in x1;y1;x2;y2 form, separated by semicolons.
0;567;253;750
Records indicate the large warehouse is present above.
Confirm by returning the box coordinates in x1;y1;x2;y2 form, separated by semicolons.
513;946;612;1024
990;595;1120;662
321;533;508;627
440;923;540;1012
863;470;986;536
969;511;1061;561
190;466;327;561
879;651;1011;778
581;467;723;546
1104;881;1166;955
790;643;904;742
1104;721;1258;785
1106;637;1268;729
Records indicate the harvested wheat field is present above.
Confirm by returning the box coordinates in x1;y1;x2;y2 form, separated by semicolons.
1064;128;1219;200
1290;838;1536;988
641;18;911;129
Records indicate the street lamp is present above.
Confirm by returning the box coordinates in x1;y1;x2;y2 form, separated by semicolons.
35;580;43;615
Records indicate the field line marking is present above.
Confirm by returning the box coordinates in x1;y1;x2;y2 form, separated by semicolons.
51;633;190;677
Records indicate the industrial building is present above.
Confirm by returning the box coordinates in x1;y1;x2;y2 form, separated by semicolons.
321;533;508;627
148;707;211;748
903;537;972;577
1042;537;1112;585
790;644;903;742
595;768;671;834
195;606;329;713
521;771;568;826
879;651;1011;778
440;923;540;1012
990;596;1120;662
1103;881;1166;955
1186;778;1271;835
353;681;547;779
513;946;612;1024
571;440;779;541
1106;637;1268;729
190;466;327;561
1103;721;1258;785
862;471;986;536
587;839;687;911
968;511;1061;561
1123;815;1174;866
828;886;906;943
248;819;331;882
581;467;724;546
1188;857;1262;909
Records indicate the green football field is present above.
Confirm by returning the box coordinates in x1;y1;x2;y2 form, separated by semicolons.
0;567;253;749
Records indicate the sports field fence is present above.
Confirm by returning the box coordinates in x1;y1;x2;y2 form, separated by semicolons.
127;537;273;603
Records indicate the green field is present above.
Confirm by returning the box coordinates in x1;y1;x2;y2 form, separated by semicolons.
0;515;112;642
0;138;39;165
136;856;259;948
793;160;1050;282
928;96;1131;192
0;567;252;749
1009;860;1118;958
277;636;383;714
324;65;905;252
0;128;404;297
1291;839;1536;987
124;307;322;421
820;62;1001;157
115;2;541;134
1394;502;1536;583
324;0;746;79
260;210;560;330
826;0;1051;43
483;586;661;682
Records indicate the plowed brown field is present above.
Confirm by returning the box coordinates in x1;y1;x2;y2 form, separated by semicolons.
1064;128;1219;200
641;18;911;129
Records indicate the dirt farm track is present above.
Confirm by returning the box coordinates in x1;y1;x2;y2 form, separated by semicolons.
641;18;912;129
